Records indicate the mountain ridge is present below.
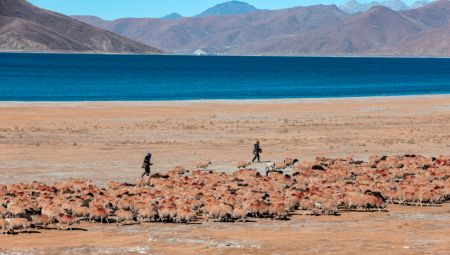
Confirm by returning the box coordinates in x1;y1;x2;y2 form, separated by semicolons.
197;1;259;17
13;0;450;56
0;0;161;53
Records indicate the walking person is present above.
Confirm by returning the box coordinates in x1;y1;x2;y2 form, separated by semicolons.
141;152;152;178
252;140;262;163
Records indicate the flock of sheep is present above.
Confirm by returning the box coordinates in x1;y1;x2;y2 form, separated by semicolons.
0;154;449;235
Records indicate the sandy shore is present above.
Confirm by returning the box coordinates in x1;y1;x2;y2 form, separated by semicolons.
0;95;449;185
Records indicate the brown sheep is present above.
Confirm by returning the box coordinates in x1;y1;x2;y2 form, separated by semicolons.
0;219;10;235
115;209;135;226
168;166;188;177
138;206;158;223
158;204;177;222
31;215;55;229
89;206;110;224
56;214;79;231
232;206;247;222
0;205;7;219
235;161;252;170
284;158;300;167
269;201;289;220
196;161;212;170
176;205;196;224
7;218;32;233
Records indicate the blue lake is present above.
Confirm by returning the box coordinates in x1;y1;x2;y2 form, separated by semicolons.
1;53;450;101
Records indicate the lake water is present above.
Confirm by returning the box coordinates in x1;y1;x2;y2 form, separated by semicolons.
1;53;450;101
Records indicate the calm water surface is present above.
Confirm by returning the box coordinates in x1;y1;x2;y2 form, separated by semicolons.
1;53;450;101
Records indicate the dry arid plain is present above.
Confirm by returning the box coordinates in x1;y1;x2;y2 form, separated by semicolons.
0;95;449;254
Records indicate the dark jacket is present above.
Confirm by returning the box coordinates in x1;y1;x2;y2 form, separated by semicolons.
253;143;261;154
142;153;152;168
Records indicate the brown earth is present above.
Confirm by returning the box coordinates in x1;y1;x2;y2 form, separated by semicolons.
0;95;449;254
0;95;449;185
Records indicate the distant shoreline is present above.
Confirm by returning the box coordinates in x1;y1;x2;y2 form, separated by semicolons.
1;94;449;107
1;51;450;59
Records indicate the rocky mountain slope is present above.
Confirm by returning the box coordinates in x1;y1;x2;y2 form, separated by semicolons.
0;0;161;53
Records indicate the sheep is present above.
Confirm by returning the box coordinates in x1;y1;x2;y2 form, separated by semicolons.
115;209;135;226
176;205;196;224
206;202;233;222
158;204;177;222
41;204;60;219
31;215;55;229
138;206;158;223
0;205;7;219
0;219;10;235
269;201;289;220
0;154;444;233
265;162;276;172
266;161;292;173
196;161;212;170
72;205;90;220
232;206;247;222
6;204;27;218
89;206;110;224
235;161;252;170
7;218;32;233
168;166;189;177
284;158;300;167
56;214;79;231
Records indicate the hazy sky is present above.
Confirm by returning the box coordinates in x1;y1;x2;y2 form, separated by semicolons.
29;0;418;20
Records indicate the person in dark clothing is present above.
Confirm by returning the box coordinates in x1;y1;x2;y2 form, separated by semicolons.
141;152;152;178
252;140;262;163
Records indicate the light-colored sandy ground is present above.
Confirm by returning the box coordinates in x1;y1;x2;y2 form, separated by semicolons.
0;96;449;185
0;95;449;254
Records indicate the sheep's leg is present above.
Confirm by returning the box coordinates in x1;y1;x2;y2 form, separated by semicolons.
106;217;110;224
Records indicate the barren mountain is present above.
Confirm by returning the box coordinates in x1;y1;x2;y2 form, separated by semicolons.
197;1;259;17
0;0;161;53
160;13;183;20
74;5;348;54
339;0;379;14
410;0;430;8
72;0;450;56
382;0;409;10
339;0;410;14
372;24;450;56
231;6;428;55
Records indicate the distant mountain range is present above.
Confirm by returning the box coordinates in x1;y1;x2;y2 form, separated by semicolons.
339;0;428;14
2;0;449;56
0;0;161;53
73;0;450;56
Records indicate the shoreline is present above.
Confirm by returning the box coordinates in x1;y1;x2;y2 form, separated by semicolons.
2;51;450;58
0;94;449;107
